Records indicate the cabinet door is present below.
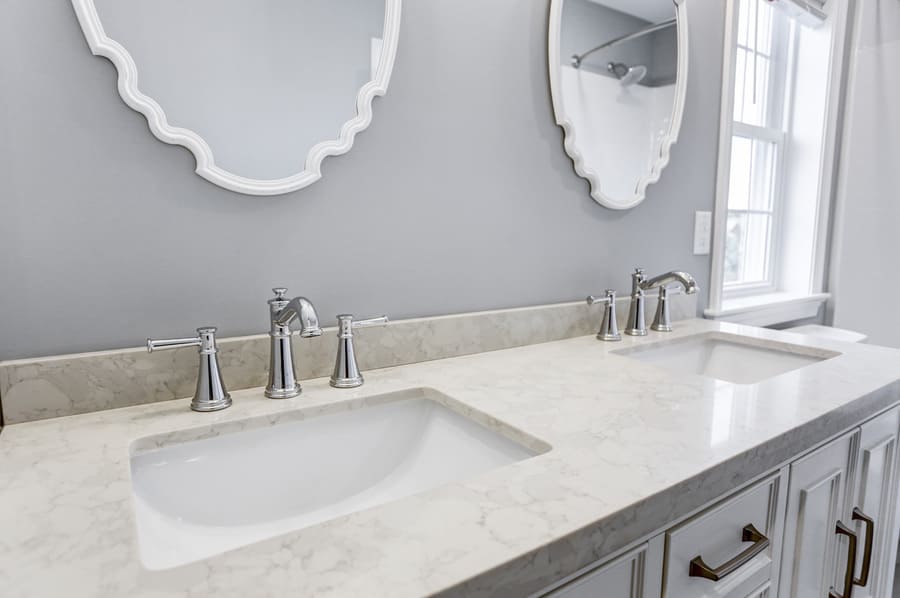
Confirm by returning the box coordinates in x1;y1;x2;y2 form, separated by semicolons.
543;536;663;598
779;428;860;598
852;406;900;598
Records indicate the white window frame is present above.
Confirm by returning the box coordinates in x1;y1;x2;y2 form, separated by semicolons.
706;0;851;326
724;0;793;296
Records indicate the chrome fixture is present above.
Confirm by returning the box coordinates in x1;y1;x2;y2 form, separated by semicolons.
626;269;699;335
147;327;232;412
266;288;322;399
571;18;676;69
607;62;648;86
586;290;621;342
331;314;389;388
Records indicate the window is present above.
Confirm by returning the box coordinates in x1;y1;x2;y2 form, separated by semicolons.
724;0;794;293
706;0;850;326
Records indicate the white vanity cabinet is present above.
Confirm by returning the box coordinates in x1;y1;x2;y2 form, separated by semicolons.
540;405;900;598
778;428;860;597
852;407;900;598
544;538;664;598
663;471;787;598
778;406;900;598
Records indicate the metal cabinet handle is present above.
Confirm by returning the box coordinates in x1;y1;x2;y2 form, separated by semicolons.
688;524;770;582
830;521;859;598
852;508;875;588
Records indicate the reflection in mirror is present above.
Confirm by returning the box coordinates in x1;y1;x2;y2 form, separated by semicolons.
71;0;402;195
548;0;689;209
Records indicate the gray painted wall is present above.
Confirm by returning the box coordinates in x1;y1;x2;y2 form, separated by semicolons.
0;0;724;361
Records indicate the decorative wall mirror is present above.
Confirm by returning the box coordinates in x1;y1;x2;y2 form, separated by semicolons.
548;0;689;210
71;0;402;196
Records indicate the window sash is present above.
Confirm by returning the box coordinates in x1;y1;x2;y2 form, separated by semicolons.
723;0;795;295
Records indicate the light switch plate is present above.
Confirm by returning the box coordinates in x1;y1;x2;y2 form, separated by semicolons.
693;211;712;255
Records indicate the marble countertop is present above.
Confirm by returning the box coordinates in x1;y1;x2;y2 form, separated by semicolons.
3;319;900;598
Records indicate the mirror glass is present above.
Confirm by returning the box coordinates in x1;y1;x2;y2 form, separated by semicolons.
549;0;688;209
73;0;400;195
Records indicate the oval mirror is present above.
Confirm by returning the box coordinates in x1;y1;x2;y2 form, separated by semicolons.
71;0;402;196
548;0;688;210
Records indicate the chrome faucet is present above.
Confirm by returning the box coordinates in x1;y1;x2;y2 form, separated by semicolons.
266;288;322;399
626;269;698;335
330;314;389;388
586;290;621;341
147;327;232;412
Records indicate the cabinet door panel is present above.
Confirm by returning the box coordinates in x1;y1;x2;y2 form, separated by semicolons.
545;536;663;598
854;406;900;598
779;429;859;598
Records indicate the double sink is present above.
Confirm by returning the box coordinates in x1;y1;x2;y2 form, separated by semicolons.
129;331;839;570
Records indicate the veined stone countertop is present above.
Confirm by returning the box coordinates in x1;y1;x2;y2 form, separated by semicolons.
2;319;900;598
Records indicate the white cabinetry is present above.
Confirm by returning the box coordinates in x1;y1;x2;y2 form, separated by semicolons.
778;406;900;598
664;471;787;598
544;537;664;598
778;428;860;597
540;406;900;598
853;406;900;598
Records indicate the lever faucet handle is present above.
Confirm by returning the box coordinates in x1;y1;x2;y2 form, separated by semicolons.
352;315;389;329
147;327;219;353
336;314;389;336
147;328;232;412
332;315;389;388
587;289;617;306
586;290;621;342
147;336;202;352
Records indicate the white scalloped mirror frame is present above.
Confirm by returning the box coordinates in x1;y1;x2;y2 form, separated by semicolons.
548;0;689;210
70;0;402;196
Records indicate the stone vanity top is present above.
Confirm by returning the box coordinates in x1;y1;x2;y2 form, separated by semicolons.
3;319;900;598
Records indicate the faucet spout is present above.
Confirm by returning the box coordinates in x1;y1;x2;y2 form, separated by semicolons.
625;268;698;335
274;296;323;338
266;288;321;399
640;271;698;295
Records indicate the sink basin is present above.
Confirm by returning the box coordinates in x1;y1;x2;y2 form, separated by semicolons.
615;332;840;385
129;389;547;570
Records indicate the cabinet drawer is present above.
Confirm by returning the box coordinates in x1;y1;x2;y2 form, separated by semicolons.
664;471;787;597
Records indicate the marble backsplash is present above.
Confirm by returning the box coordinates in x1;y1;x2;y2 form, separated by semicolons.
0;294;697;424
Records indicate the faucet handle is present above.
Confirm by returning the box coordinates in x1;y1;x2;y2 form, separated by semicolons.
147;327;217;353
147;328;232;412
332;315;389;388
586;290;621;342
337;314;389;337
351;315;389;330
587;289;617;306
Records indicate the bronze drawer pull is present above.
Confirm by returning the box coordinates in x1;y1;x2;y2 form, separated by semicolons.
830;520;859;598
688;524;769;582
852;508;875;588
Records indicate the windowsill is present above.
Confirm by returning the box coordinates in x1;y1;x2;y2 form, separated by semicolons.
704;291;831;327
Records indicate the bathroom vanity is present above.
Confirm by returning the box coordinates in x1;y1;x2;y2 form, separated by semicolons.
2;318;900;597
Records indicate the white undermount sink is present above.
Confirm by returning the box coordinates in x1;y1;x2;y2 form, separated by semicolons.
129;389;547;570
615;332;840;385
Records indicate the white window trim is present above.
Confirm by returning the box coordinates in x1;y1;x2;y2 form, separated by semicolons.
722;4;794;295
706;0;852;327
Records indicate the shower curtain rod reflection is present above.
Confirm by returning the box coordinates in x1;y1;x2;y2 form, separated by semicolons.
571;17;676;68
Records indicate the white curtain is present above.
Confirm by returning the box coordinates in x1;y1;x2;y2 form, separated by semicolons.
832;0;900;346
